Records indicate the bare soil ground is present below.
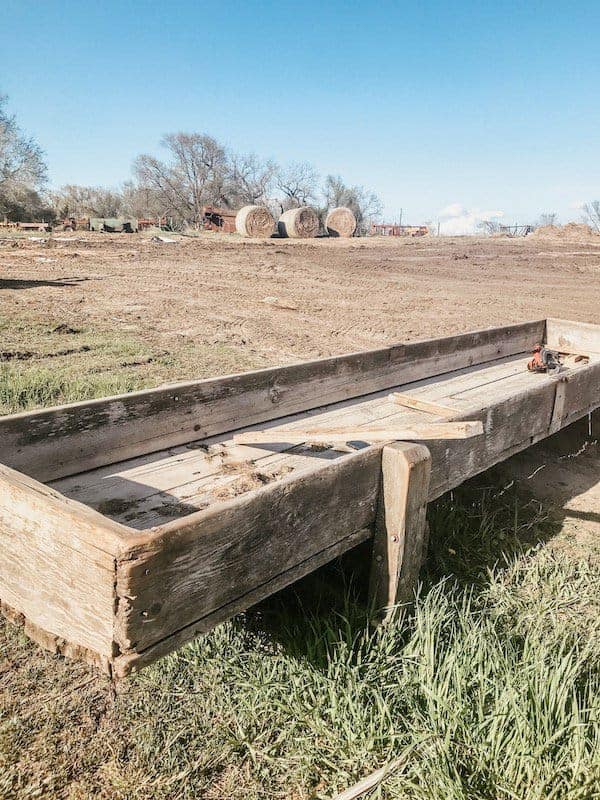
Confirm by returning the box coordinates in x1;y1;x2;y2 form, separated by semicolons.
2;231;599;368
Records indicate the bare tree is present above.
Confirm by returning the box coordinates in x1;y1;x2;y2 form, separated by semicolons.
275;162;319;210
227;153;276;206
48;184;124;218
322;174;382;235
534;212;558;228
581;201;600;233
120;181;165;219
0;94;47;219
476;219;501;235
134;133;229;226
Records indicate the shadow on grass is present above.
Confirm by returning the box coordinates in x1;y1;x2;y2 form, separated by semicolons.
246;413;600;669
245;479;558;669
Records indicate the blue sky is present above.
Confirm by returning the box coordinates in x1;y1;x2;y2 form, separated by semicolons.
2;0;599;228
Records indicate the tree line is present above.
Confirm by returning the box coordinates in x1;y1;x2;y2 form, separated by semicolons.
0;95;381;234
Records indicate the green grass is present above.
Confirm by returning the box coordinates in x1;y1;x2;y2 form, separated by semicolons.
0;315;260;415
0;363;143;413
1;487;598;799
0;314;598;798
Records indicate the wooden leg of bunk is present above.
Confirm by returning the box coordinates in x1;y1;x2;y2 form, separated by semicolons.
368;442;431;623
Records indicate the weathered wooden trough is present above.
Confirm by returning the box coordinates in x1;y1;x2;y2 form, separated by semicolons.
1;318;598;677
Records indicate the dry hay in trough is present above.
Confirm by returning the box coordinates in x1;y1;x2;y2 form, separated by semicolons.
235;205;275;238
325;206;357;238
278;206;319;238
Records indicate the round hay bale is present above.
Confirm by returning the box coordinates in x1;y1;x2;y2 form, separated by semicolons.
235;205;275;238
325;206;357;238
278;206;319;238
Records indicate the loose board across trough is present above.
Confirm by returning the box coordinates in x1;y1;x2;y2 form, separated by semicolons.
0;318;599;677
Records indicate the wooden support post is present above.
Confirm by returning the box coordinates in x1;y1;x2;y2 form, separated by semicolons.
549;374;570;435
369;442;432;622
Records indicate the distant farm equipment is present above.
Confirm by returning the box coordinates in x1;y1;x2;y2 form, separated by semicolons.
370;223;428;237
89;217;139;233
202;206;238;233
62;217;90;231
3;215;168;234
499;224;534;237
9;221;51;232
138;217;169;231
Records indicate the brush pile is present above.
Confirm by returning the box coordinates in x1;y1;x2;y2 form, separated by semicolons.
530;223;599;241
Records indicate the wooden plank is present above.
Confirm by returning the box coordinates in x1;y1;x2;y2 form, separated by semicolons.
0;320;544;482
113;526;373;677
114;446;384;654
369;443;431;621
232;422;483;445
549;375;569;435
545;318;600;356
332;755;410;800
0;464;132;660
1;598;112;674
0;464;132;554
395;354;529;402
388;392;459;417
554;360;600;429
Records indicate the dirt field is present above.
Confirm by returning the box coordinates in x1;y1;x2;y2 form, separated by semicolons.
2;231;600;369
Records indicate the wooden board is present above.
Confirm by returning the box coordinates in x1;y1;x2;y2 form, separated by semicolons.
112;526;374;677
0;464;132;671
369;443;431;619
232;421;483;444
0;320;545;482
388;392;459;417
545;318;600;357
2;317;599;677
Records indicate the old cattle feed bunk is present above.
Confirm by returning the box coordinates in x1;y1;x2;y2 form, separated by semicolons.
0;318;598;676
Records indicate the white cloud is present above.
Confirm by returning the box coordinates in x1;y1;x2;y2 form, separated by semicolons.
438;204;504;236
439;202;465;218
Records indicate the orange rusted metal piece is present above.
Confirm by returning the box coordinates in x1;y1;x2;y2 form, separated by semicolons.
527;344;561;374
138;217;168;231
202;206;237;233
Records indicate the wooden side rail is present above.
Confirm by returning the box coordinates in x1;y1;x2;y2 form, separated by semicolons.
0;320;544;482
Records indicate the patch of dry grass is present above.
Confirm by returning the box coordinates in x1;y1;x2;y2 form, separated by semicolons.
0;313;260;415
